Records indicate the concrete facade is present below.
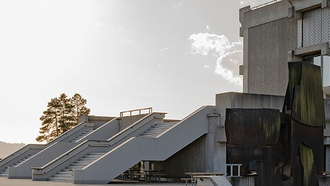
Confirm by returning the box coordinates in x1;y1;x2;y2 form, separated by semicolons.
240;0;330;96
240;0;330;179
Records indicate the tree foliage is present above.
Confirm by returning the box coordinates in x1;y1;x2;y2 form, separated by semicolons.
36;93;90;143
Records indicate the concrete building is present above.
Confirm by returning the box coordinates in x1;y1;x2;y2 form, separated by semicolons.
239;0;330;97
0;0;330;185
239;0;330;175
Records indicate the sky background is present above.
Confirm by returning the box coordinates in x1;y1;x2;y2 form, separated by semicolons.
0;0;269;144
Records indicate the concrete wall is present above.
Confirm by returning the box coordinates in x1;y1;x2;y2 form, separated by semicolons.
247;17;297;95
87;116;115;129
216;92;284;126
119;114;148;131
164;136;206;178
82;119;119;141
162;93;286;180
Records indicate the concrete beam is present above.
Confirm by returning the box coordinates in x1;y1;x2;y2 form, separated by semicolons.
322;0;330;8
287;50;302;62
293;43;330;56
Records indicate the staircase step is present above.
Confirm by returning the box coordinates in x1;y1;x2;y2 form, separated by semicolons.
70;129;93;142
53;173;72;178
49;177;73;182
67;165;84;169
140;122;177;138
49;152;105;183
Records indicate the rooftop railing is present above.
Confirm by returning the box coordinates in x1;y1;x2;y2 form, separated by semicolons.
250;0;282;10
120;107;152;117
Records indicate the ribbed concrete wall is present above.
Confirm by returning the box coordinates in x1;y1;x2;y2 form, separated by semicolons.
247;18;297;95
164;136;206;178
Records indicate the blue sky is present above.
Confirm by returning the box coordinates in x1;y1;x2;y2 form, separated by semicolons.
0;0;268;143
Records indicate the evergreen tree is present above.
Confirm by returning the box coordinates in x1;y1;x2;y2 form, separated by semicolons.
36;93;91;143
71;93;90;125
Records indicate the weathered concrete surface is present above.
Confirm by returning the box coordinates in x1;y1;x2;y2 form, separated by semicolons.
246;17;297;95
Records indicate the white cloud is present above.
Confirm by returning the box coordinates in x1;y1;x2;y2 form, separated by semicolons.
188;33;243;86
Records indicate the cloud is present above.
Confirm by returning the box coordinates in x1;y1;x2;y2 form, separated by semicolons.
188;33;243;86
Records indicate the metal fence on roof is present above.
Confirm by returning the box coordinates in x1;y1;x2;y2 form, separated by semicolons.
250;0;282;10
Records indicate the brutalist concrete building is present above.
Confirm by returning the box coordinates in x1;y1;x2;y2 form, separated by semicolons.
240;0;330;173
0;1;330;185
239;0;330;97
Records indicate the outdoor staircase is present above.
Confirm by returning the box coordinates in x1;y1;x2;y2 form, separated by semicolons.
70;129;93;142
70;106;215;184
139;122;176;138
49;152;105;182
0;154;35;177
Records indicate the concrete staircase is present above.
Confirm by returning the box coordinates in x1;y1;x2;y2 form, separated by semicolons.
72;106;215;184
70;129;93;142
139;122;176;138
49;152;105;182
0;154;35;177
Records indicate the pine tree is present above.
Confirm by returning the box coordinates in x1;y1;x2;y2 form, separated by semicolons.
36;93;91;143
36;97;62;142
57;93;75;134
71;93;90;125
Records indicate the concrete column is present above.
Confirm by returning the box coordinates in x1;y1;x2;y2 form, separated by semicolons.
326;146;330;172
322;0;330;8
206;114;226;174
243;28;249;93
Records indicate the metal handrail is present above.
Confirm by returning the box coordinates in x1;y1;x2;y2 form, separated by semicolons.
226;164;242;177
120;107;152;117
250;0;281;10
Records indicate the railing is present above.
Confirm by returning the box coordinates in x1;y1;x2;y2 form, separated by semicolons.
32;140;109;175
32;113;164;177
120;107;152;117
226;164;242;177
47;121;92;145
156;106;209;138
250;0;281;10
0;144;45;167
